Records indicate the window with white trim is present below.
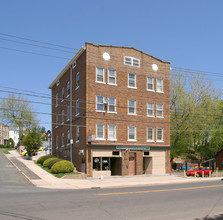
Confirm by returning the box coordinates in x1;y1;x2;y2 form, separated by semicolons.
96;96;104;112
108;69;116;85
128;100;136;115
157;128;163;141
128;73;136;88
96;67;104;83
76;72;79;89
56;93;58;107
56;114;58;127
124;56;140;67
108;97;116;113
76;99;79;115
67;81;70;96
76;126;79;142
147;127;154;142
67;129;70;144
56;136;58;149
62;87;64;101
108;124;116;140
62;110;64;124
147;77;154;91
157;104;163;117
67;106;70;121
96;124;104;140
157;79;163;92
128;126;136;141
147;102;154;117
62;133;64;147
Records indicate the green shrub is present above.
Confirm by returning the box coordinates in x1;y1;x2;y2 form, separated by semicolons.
0;144;12;149
51;160;74;174
43;157;58;167
48;158;63;169
37;155;56;165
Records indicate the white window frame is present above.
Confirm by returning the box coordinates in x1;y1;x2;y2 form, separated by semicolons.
108;97;116;113
147;77;154;91
128;126;137;141
62;133;64;147
108;69;117;85
128;73;137;89
156;78;164;93
128;100;136;115
61;110;64;124
56;136;58;149
55;114;58;127
96;124;105;140
157;104;164;118
76;72;80;89
147;127;154;142
147;102;154;117
76;99;79;116
76;126;79;143
124;56;140;67
62;87;64;101
96;96;105;112
67;106;70;121
67;129;70;145
67;81;70;97
96;67;105;84
108;124;117;141
157;128;164;142
56;93;58;107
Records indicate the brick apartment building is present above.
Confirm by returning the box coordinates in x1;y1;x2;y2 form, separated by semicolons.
49;42;170;177
0;123;9;145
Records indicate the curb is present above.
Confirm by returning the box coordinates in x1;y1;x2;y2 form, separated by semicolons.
2;152;36;187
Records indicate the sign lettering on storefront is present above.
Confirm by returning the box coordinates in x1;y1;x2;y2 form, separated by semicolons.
116;146;150;150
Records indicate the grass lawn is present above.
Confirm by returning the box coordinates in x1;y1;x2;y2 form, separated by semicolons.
36;162;80;178
3;151;10;154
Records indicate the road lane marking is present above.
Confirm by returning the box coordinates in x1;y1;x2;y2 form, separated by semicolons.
96;184;223;196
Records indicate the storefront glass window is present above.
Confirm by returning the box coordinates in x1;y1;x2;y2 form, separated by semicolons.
93;157;110;171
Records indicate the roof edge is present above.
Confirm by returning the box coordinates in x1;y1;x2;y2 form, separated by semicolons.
48;46;86;89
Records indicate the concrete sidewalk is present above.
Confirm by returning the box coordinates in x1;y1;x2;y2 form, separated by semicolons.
4;150;223;190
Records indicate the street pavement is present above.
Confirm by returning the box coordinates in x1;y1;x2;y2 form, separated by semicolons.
4;150;223;190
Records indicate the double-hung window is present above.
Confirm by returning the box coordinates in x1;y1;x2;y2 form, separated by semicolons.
67;81;70;96
56;93;58;107
56;136;58;149
67;130;70;144
157;128;163;142
157;79;163;93
108;69;116;85
76;99;79;115
147;77;154;91
108;97;116;113
157;104;163;117
108;125;116;140
128;100;136;115
128;126;136;141
76;72;79;89
147;127;154;142
62;87;64;101
62;110;64;124
96;67;105;83
56;115;58;127
67;106;70;121
96;124;104;140
147;102;154;117
128;73;136;88
76;126;79;142
96;96;104;112
62;133;64;147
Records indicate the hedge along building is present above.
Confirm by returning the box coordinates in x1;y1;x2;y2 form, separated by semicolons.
49;42;171;177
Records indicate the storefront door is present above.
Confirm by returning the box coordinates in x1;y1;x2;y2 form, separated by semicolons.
129;153;136;175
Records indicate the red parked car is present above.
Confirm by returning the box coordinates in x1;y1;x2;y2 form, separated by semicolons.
186;167;213;177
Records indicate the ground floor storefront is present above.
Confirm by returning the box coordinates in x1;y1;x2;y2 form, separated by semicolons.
87;145;170;177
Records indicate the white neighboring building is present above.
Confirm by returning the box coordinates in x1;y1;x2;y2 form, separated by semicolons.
9;126;19;146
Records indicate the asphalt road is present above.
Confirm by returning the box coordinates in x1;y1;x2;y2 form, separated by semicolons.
1;150;223;220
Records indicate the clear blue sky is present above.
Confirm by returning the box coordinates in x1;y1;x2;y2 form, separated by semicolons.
0;0;223;131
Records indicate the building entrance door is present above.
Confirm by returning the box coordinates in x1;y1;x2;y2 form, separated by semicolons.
129;153;136;175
